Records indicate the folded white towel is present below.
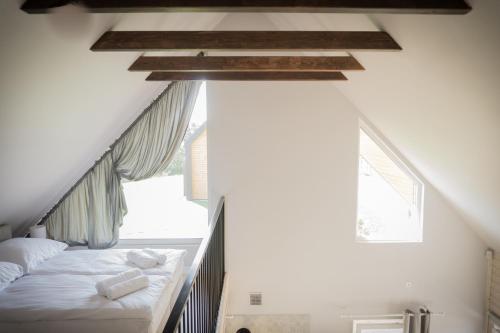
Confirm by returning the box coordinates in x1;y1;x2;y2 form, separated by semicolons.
143;248;167;265
96;269;142;295
127;250;158;269
104;275;149;300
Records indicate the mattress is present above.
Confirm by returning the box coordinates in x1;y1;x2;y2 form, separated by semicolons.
150;262;185;333
0;270;185;333
30;248;185;278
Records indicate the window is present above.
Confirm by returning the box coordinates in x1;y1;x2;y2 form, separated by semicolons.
119;82;208;239
356;123;424;243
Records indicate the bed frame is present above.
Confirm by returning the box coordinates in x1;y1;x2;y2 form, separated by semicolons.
164;197;225;333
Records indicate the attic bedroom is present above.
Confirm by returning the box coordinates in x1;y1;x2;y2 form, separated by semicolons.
0;1;499;333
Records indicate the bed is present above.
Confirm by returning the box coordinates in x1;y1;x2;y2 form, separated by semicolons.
0;198;225;333
0;248;186;333
0;274;174;333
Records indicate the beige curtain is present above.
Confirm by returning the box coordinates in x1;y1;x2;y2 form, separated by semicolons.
46;81;201;248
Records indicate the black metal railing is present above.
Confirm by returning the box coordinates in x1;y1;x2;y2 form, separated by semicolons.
164;197;225;333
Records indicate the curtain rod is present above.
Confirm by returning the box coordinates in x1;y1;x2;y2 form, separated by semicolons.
31;81;179;231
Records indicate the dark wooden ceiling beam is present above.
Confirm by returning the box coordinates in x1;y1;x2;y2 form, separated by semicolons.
91;31;401;51
129;55;364;72
21;0;471;14
146;71;348;81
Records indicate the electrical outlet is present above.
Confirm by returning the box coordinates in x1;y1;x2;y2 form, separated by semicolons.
249;292;262;305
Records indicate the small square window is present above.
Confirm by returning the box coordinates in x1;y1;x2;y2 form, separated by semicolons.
356;123;424;243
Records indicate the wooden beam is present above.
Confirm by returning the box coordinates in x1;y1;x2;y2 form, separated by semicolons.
21;0;471;15
129;56;364;72
146;71;348;81
91;31;401;51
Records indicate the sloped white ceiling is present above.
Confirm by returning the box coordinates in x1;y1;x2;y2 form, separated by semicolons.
0;1;226;235
264;0;500;248
1;0;499;249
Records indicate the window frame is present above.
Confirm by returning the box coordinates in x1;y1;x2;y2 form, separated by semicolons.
356;119;425;244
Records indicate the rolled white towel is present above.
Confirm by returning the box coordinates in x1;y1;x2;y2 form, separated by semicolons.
105;275;149;300
143;248;167;265
96;268;142;295
127;250;158;269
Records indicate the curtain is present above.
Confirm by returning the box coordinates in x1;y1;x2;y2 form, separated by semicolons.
46;81;201;248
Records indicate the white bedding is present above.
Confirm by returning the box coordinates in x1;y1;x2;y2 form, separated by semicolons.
0;271;183;333
0;274;168;322
30;248;185;278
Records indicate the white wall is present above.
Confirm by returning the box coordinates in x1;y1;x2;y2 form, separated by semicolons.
265;0;500;248
3;1;499;252
208;82;487;333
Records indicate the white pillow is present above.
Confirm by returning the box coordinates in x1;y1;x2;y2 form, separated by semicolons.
0;261;23;291
0;238;68;273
